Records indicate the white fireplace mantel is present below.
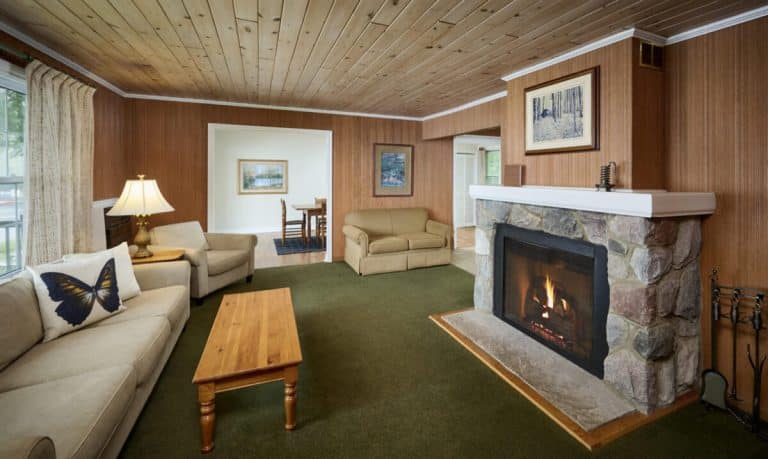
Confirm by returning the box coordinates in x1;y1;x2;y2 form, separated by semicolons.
469;185;716;218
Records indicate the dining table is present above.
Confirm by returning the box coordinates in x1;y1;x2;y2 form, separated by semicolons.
291;203;324;245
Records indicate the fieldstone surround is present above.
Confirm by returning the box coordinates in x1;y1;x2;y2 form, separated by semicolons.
474;199;703;414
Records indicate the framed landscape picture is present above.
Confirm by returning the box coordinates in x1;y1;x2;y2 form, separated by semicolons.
238;159;288;194
525;67;599;154
373;144;413;197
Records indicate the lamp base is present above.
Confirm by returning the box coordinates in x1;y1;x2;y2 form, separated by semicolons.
132;216;154;259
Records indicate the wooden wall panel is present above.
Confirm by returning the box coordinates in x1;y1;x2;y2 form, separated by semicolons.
125;99;453;260
666;16;768;418
505;39;635;188
93;89;127;199
422;97;504;140
0;30;129;200
631;40;666;190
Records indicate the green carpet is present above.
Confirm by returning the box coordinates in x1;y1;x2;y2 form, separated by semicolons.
120;263;767;458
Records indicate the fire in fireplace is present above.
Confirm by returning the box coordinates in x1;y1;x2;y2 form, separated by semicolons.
493;224;609;378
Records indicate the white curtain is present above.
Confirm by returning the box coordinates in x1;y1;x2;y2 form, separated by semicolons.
24;60;95;265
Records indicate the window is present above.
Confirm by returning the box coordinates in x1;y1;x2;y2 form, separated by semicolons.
0;63;25;276
484;149;501;185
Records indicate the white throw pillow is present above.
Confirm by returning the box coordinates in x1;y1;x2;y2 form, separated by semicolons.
28;253;125;342
63;242;141;301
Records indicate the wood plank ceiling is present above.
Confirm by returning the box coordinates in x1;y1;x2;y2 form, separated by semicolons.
0;0;765;117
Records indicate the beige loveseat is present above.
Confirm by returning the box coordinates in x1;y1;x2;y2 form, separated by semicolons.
0;261;191;459
149;221;257;301
343;208;452;275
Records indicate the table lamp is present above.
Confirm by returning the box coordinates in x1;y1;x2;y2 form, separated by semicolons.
107;175;174;258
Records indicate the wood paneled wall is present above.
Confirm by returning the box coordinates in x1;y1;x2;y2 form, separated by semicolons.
422;97;505;140
504;38;664;189
126;99;453;259
631;44;666;190
0;30;128;200
666;16;768;418
93;89;128;199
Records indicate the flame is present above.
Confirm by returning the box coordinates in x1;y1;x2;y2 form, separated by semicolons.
544;275;555;310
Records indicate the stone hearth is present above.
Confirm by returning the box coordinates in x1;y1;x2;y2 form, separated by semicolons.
472;196;707;414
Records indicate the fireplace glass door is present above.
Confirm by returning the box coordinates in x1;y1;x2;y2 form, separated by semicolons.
493;224;609;378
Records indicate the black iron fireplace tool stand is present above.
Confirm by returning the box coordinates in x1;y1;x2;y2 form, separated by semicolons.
701;269;767;441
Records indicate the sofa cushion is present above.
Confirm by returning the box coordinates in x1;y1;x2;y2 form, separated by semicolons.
151;221;209;251
94;285;188;332
344;209;393;237
397;232;445;250
0;316;169;392
207;249;250;276
0;273;43;371
389;208;429;234
368;236;409;254
0;365;136;459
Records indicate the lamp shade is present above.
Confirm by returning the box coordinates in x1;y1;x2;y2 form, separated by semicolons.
107;176;174;216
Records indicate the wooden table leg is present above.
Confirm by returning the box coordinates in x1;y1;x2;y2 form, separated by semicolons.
198;383;216;453
284;366;298;430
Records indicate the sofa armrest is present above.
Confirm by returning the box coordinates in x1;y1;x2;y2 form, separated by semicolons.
144;244;206;267
205;233;256;273
0;435;56;459
426;220;453;248
133;261;191;292
343;225;369;253
205;233;257;251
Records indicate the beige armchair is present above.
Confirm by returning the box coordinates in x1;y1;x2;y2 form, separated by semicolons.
148;221;257;302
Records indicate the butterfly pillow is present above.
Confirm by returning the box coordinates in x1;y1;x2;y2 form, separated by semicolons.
63;242;141;301
28;253;125;342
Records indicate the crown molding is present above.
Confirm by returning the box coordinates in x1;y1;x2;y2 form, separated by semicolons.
501;28;663;82
421;90;508;121
632;29;667;46
124;93;422;121
666;5;768;44
0;18;127;96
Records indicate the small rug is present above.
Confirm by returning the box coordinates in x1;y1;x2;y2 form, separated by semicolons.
273;236;326;255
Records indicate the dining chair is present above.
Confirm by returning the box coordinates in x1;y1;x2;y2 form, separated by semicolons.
314;198;327;247
281;199;305;245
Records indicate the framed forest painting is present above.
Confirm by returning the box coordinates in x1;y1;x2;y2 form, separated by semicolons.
373;144;413;197
525;67;599;154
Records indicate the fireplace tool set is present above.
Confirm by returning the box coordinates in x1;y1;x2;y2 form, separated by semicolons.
701;269;767;440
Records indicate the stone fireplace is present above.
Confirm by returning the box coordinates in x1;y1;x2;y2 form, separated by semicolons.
471;185;715;414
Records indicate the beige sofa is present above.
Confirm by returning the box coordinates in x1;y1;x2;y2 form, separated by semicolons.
148;221;257;301
343;208;452;275
0;261;191;459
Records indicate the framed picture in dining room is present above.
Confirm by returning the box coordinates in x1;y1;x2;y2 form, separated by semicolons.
373;143;413;197
238;159;288;194
524;67;599;155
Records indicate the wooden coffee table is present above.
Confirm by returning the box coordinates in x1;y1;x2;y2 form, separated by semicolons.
192;288;303;453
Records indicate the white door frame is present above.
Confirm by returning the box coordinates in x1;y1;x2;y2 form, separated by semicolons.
452;135;501;245
207;123;334;262
452;150;478;233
